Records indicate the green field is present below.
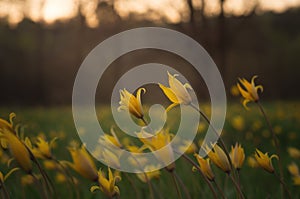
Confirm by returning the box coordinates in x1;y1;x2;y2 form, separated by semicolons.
0;101;300;199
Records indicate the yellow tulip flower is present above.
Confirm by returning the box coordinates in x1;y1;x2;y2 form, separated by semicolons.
137;129;175;171
21;174;35;186
254;149;278;173
136;165;161;183
287;162;299;176
67;145;98;181
158;72;192;112
28;137;57;159
178;140;197;154
288;162;300;186
247;156;258;168
230;143;245;170
118;88;145;119
1;130;32;173
287;147;300;159
194;154;215;181
100;127;122;148
90;167;121;198
237;76;263;109
206;144;231;173
0;113;16;149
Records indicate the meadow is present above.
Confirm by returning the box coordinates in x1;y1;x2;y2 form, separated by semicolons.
0;100;299;199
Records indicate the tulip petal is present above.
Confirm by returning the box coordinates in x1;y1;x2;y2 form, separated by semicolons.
158;84;179;103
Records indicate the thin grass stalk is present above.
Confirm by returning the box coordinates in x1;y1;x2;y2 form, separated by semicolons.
256;101;286;199
152;182;164;199
0;180;10;199
146;175;155;199
274;171;292;199
237;170;241;191
127;152;155;199
170;170;182;199
53;158;79;199
31;173;48;199
228;174;245;199
124;173;140;199
33;158;55;198
23;144;56;197
213;180;226;199
174;171;191;199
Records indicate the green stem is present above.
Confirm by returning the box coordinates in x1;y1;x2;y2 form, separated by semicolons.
174;171;191;199
124;173;140;199
146;174;155;199
228;173;245;199
127;153;155;199
190;104;240;185
0;180;10;199
237;170;241;192
178;152;218;199
274;171;292;199
152;182;164;199
170;170;182;199
24;144;56;198
213;180;226;199
53;158;80;199
256;101;286;199
31;173;48;199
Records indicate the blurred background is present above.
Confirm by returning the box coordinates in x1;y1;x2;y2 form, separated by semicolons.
1;0;300;106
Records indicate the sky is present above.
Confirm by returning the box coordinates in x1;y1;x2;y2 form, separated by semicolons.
0;0;300;27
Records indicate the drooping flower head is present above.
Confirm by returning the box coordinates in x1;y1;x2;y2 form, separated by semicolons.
254;149;278;173
205;144;231;173
118;88;145;119
158;72;192;111
137;129;175;171
67;145;98;181
0;129;32;173
27;136;57;159
237;76;263;109
194;154;215;181
230;143;245;170
0;113;16;149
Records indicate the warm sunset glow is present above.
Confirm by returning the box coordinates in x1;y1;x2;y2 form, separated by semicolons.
114;0;188;23
0;0;299;27
258;0;300;13
43;0;77;23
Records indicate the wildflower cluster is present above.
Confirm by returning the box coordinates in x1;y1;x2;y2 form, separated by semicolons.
0;72;298;199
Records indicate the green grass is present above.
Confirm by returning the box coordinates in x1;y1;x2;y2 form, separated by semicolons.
0;101;300;199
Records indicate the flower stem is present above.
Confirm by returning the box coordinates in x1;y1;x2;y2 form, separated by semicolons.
127;153;155;199
31;173;48;199
228;173;245;199
213;180;226;199
0;180;10;199
124;173;141;199
53;158;80;199
256;101;286;199
174;171;191;199
178;152;218;199
190;104;233;168
190;104;244;197
170;170;182;199
274;171;292;199
146;175;155;199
